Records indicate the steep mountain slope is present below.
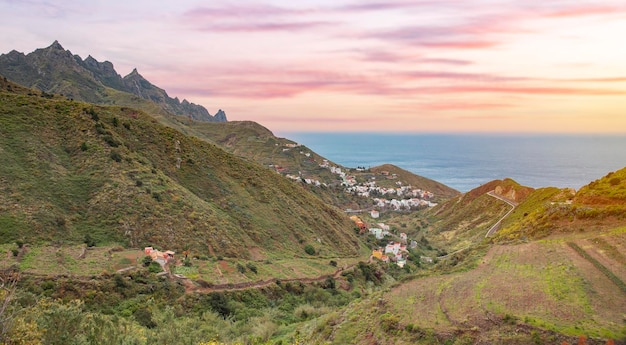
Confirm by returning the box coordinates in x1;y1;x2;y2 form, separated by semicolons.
0;41;225;122
415;179;530;251
0;81;360;259
495;167;626;241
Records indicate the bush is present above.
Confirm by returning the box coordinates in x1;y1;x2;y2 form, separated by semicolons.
133;308;156;328
183;258;192;267
246;262;258;274
110;151;122;162
103;135;119;147
329;260;337;267
142;255;153;267
84;234;96;247
88;107;99;121
304;244;316;256
80;142;88;151
152;192;162;202
236;263;246;274
148;261;162;273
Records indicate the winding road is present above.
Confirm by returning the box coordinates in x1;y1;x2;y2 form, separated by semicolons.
484;191;517;237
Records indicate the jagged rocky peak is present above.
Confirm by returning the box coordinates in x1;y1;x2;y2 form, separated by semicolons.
215;109;227;122
0;41;228;123
48;40;64;50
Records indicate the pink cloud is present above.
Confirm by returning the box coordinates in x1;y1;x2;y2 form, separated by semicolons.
417;85;626;96
419;102;514;111
198;21;334;32
337;1;444;12
183;5;304;19
543;4;626;18
553;77;626;83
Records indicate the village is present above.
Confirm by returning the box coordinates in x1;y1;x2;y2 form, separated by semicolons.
274;143;438;212
350;211;421;269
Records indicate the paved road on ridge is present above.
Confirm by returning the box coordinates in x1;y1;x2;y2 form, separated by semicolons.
484;191;517;237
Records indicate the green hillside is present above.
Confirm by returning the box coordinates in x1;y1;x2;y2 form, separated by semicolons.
299;226;626;344
495;167;626;242
0;81;360;259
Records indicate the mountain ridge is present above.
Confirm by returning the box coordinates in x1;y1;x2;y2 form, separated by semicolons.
0;40;225;122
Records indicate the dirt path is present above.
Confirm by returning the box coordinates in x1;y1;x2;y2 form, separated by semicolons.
181;262;360;293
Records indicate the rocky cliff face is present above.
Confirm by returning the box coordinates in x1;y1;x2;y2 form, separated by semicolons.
0;41;226;122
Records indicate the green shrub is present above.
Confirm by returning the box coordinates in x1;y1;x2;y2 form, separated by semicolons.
84;234;96;247
246;262;258;274
133;308;156;328
237;263;246;273
142;255;153;267
183;258;192;267
103;135;119;147
110;151;122;162
304;244;316;255
148;261;162;273
152;192;162;202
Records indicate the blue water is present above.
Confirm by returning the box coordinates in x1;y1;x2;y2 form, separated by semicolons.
281;133;626;192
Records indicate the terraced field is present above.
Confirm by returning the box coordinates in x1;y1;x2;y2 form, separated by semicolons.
386;226;626;341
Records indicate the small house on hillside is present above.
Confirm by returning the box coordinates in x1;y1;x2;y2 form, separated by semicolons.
369;228;383;240
370;210;380;218
400;233;407;243
144;247;175;265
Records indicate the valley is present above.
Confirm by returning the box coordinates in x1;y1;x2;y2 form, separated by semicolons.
1;43;625;345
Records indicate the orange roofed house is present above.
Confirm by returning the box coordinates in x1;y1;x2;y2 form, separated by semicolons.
144;247;175;265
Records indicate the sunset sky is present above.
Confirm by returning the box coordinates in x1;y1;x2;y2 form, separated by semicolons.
1;0;626;134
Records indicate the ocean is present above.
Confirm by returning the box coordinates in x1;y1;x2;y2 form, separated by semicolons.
282;133;626;193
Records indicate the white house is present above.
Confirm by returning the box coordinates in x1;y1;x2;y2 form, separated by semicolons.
370;210;380;218
385;242;401;256
369;228;383;240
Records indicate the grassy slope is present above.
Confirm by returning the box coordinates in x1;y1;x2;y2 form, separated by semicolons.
298;175;626;344
417;180;525;252
301;226;626;344
496;167;626;242
0;84;361;260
